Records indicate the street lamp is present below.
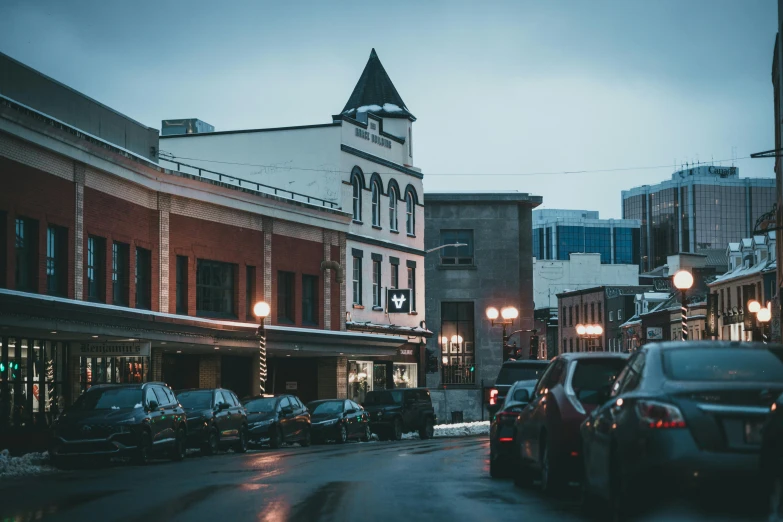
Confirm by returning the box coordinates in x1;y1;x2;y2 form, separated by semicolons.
575;323;604;352
254;301;271;394
757;303;772;344
426;242;468;254
673;270;694;341
485;305;538;360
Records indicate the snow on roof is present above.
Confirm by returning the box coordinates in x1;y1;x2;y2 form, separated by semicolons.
728;243;741;252
710;258;774;285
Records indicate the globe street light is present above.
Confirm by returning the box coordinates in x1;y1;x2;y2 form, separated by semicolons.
254;301;271;394
486;305;525;361
758;303;772;344
748;300;761;314
576;323;604;352
673;270;694;341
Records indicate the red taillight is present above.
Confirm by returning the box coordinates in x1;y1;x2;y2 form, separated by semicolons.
489;388;499;406
499;437;513;442
636;400;686;429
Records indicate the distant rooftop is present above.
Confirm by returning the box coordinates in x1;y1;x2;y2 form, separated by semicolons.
424;192;543;205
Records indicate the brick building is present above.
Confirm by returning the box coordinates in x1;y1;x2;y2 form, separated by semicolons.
0;51;423;447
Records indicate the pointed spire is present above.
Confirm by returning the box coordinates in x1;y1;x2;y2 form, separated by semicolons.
340;49;415;121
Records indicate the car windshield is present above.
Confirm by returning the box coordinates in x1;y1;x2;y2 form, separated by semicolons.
496;364;547;385
310;401;343;414
571;359;628;405
243;397;277;413
663;349;783;382
177;390;212;409
364;391;403;405
71;387;142;410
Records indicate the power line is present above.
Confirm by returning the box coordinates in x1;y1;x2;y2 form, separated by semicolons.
158;150;759;178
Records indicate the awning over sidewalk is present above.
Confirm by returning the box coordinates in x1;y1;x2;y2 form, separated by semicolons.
264;325;407;357
345;320;433;338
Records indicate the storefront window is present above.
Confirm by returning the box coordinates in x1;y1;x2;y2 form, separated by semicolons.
80;356;147;392
393;363;417;388
348;361;372;404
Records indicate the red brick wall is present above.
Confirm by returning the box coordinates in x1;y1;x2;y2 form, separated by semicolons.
271;234;325;328
0;157;75;297
169;214;264;320
331;245;341;331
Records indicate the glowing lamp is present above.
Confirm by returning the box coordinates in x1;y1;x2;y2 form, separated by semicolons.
594;325;604;336
486;307;499;320
758;307;772;323
576;324;586;335
501;306;519;320
748;300;761;314
673;270;694;291
253;301;271;318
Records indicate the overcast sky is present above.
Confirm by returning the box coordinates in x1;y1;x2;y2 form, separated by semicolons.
0;0;777;218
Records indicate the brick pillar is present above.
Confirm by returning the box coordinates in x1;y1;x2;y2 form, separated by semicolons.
323;230;332;330
338;232;347;331
151;347;163;381
69;351;81;404
73;164;85;300
336;356;347;398
262;218;273;327
318;357;349;399
199;355;221;388
251;349;261;395
158;195;171;313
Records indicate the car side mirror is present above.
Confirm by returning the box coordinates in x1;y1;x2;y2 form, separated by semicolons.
147;400;159;411
345;408;356;415
217;402;229;411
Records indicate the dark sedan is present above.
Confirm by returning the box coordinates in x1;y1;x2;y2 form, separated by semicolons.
176;388;248;455
307;399;371;444
581;342;783;519
512;352;629;493
243;394;311;448
489;379;536;478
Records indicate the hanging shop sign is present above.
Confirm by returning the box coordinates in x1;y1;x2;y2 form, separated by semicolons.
706;293;718;337
75;341;151;357
646;327;663;340
386;289;412;314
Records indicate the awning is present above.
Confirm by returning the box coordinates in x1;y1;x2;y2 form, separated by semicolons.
345;320;433;338
264;324;407;357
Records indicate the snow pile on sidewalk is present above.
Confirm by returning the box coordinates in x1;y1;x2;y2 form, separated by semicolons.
402;421;489;440
0;449;56;477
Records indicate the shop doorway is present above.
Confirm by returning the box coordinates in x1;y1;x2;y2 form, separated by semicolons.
162;354;199;391
221;355;252;399
268;358;318;403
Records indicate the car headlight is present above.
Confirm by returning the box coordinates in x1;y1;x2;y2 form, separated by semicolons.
251;419;274;428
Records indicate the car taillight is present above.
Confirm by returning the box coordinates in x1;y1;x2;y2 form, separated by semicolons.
636;400;686;429
489;389;498;406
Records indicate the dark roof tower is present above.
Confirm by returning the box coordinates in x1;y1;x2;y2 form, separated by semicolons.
340;49;415;121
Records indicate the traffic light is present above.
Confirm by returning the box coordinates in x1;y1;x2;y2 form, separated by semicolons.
529;335;540;359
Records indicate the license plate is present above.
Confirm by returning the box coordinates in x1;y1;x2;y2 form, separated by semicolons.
744;420;765;445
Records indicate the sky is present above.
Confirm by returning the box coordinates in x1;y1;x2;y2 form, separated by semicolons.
0;0;778;218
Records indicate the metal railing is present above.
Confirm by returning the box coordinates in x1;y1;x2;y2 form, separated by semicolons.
442;364;476;386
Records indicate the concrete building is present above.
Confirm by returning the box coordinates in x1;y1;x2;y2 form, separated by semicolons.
532;209;641;265
424;192;542;422
622;166;776;273
159;49;429;404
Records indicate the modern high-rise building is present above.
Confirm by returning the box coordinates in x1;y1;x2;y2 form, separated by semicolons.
532;209;641;265
622;166;776;273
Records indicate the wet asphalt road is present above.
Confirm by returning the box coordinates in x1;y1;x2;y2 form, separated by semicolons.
0;436;773;522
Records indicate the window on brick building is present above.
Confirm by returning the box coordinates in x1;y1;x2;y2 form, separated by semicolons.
87;236;106;302
441;302;475;385
389;187;398;232
246;266;256;320
597;302;602;322
590;303;595;323
372;258;381;307
15;217;37;292
390;258;399;289
439;230;474;266
302;274;318;325
405;190;415;235
617;309;623;321
277;271;295;323
407;262;416;312
112;242;130;306
135;247;151;310
196;259;235;317
371;180;381;227
351;170;362;222
352;256;362;305
176;256;188;314
46;225;67;296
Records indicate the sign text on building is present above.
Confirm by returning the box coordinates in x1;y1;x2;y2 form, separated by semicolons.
76;342;151;357
354;127;392;149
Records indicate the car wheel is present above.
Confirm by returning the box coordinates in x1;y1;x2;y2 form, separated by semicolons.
202;426;219;456
489;451;507;479
540;435;563;495
337;424;347;444
580;476;602;519
419;417;434;440
391;418;403;441
608;451;630;522
269;426;283;449
235;426;248;453
171;427;186;461
513;446;533;488
300;428;312;447
362;425;372;442
133;431;152;466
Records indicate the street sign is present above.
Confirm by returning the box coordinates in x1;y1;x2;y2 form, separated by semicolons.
386;288;412;314
286;382;297;390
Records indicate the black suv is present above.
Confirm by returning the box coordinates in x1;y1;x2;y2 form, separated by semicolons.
176;388;248;455
243;394;311;448
50;382;187;467
363;388;436;441
487;360;549;416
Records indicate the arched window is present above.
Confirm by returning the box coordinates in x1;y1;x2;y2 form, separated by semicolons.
371;180;381;227
351;173;362;221
405;191;415;235
389;187;398;231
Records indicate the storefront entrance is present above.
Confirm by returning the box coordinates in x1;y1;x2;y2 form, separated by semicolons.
221;355;252;399
162;354;200;391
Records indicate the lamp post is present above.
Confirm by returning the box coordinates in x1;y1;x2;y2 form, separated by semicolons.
486;306;519;361
253;301;271;394
575;323;604;352
673;270;694;341
757;302;772;344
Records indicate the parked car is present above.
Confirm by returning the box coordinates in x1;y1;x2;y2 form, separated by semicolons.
307;399;371;443
761;390;783;520
175;388;248;455
362;388;436;441
512;352;629;493
488;360;549;416
243;394;311;448
489;379;536;478
580;342;783;520
50;383;187;467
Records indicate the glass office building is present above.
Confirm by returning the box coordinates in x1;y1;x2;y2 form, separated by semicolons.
622;166;776;272
532;209;641;265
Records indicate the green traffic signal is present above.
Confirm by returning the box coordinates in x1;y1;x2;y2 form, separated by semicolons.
470;366;475;372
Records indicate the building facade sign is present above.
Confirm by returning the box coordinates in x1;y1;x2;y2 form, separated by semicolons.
706;293;718;337
647;327;663;340
75;342;151;357
354;127;392;149
386;289;412;313
653;279;672;292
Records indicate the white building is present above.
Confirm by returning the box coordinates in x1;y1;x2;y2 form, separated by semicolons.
159;49;428;402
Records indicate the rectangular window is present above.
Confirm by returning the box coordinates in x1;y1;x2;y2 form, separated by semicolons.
391;262;399;289
597;302;602;322
352;257;362;305
246;266;256;320
46;225;67;296
176;256;188;314
372;259;381;307
609;311;614;322
407;265;416;312
112;242;130;306
196;259;236;317
277;271;295;323
15;217;37;291
439;230;474;265
441;302;475;385
617;309;623;321
87;236;106;301
302;274;318;325
135;247;151;310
